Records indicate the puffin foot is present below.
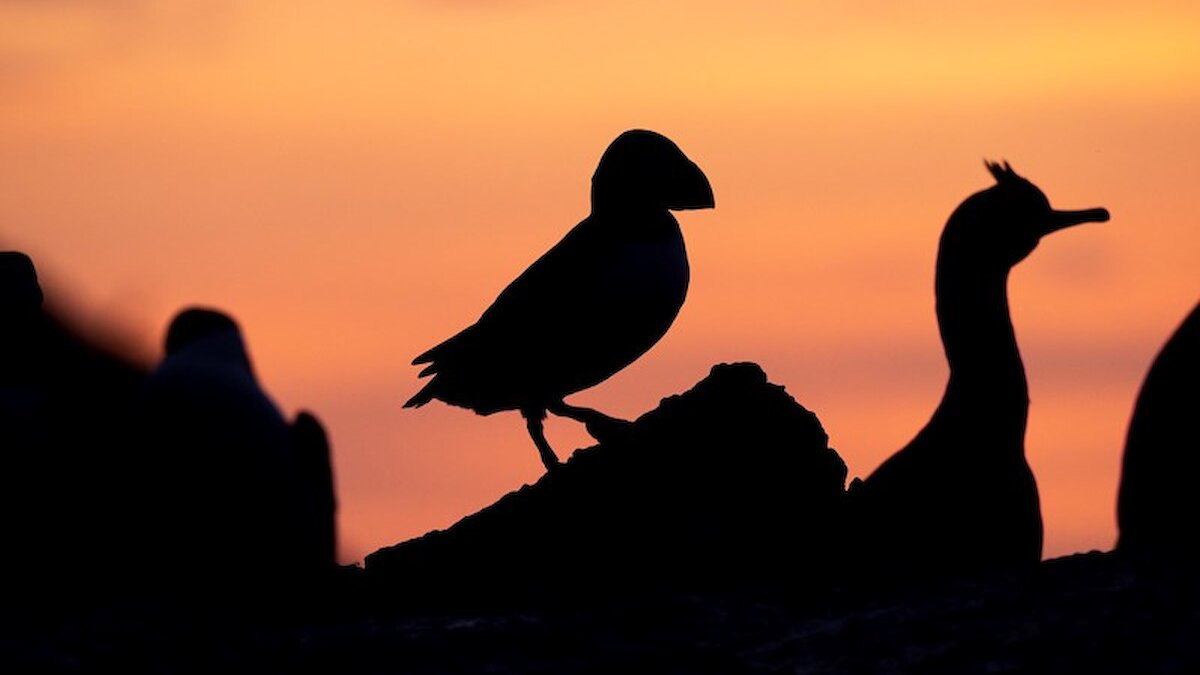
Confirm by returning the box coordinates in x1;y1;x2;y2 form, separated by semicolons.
523;408;562;473
548;401;635;445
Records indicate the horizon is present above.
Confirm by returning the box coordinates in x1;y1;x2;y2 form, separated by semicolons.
3;1;1198;563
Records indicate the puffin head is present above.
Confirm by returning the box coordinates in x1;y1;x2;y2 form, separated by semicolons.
591;129;715;212
942;161;1110;267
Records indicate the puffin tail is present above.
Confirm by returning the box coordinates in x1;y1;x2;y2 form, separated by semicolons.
404;380;438;408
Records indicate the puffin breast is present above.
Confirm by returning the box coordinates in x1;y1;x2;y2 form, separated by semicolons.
591;226;689;358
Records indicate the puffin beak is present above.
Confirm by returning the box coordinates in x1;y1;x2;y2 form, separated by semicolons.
665;160;715;211
1041;206;1110;236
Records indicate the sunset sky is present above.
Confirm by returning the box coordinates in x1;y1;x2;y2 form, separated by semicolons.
2;1;1197;563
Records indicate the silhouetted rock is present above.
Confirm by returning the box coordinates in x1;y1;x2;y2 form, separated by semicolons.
406;129;715;471
370;362;846;601
1117;300;1200;560
846;163;1109;582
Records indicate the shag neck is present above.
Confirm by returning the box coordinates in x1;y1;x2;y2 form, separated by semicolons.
934;244;1029;423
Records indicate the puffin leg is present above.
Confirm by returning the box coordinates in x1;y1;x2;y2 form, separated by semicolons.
547;401;634;445
522;407;561;472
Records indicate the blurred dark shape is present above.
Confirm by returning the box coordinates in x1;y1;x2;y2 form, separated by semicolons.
0;250;42;313
370;363;846;603
846;163;1110;581
0;252;47;429
405;129;715;472
165;305;240;355
293;410;338;572
135;307;337;598
0;251;148;603
0;256;339;609
1117;300;1200;559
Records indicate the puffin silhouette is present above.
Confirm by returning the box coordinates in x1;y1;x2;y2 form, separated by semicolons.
847;162;1109;577
405;129;714;471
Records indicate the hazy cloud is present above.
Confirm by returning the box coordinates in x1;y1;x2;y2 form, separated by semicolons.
0;0;238;75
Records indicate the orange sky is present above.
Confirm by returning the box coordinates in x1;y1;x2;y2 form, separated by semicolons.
2;1;1197;562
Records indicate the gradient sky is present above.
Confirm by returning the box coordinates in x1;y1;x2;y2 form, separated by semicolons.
2;1;1197;562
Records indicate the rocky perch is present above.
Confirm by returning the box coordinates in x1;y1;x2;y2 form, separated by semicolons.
366;362;848;600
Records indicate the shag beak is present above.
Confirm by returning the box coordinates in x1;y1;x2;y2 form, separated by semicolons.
1041;206;1110;236
665;160;715;211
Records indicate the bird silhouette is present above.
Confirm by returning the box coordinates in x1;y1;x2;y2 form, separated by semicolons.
405;129;714;471
1116;300;1200;560
847;162;1109;578
138;307;334;588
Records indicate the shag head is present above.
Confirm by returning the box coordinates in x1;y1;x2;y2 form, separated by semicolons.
591;129;715;212
1;251;43;314
944;161;1110;266
165;307;241;356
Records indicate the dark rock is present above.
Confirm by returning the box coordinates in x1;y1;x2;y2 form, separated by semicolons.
366;362;847;602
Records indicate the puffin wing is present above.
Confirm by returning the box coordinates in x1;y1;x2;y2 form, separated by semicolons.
416;217;609;364
406;217;616;409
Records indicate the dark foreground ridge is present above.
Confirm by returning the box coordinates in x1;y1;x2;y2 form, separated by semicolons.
6;550;1199;673
6;360;1200;673
368;362;849;600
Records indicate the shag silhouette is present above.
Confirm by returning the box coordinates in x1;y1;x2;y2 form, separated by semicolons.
847;162;1109;577
405;129;715;471
1116;300;1200;559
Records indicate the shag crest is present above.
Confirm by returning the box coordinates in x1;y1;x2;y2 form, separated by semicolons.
984;160;1021;184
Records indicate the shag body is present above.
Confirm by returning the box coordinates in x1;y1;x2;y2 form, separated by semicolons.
848;163;1109;577
406;130;714;470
